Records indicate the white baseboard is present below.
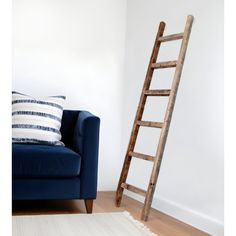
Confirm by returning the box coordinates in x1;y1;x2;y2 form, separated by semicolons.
124;192;224;236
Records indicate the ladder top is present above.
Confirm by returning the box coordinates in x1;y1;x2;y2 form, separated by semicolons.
159;33;184;42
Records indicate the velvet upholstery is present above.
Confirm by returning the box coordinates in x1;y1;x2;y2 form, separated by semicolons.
13;144;81;178
12;178;81;200
12;110;100;201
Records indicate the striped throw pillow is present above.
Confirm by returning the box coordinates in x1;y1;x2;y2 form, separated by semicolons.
12;91;65;145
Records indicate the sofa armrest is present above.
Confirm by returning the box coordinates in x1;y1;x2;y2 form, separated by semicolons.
73;111;100;199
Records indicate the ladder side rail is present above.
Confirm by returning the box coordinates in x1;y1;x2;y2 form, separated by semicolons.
115;22;166;206
141;15;194;221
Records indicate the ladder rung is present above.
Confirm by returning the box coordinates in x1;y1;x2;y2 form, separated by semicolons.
151;60;177;69
159;33;184;42
121;183;147;197
129;151;155;162
144;89;171;96
137;120;163;128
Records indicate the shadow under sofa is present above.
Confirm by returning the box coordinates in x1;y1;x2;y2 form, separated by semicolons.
12;110;100;213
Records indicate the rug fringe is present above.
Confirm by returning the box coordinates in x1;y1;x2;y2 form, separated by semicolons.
123;211;157;236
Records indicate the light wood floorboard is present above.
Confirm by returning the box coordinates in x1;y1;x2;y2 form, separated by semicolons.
12;191;210;236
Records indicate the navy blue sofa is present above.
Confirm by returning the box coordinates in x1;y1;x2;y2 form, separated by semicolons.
12;110;100;213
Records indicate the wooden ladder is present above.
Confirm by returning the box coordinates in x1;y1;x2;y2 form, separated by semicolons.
115;15;194;221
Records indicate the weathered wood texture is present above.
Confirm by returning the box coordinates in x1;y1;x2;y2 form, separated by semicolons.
121;183;146;197
116;15;194;222
151;60;177;69
141;15;194;221
144;89;171;96
115;21;166;207
129;151;155;162
137;120;163;128
158;33;184;42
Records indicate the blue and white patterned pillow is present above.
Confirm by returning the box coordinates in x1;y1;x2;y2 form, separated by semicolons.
12;91;65;145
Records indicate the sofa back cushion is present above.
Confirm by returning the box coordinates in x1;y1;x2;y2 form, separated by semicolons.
60;110;80;148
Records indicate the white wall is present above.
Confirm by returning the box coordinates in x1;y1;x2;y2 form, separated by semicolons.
122;0;223;235
13;0;127;190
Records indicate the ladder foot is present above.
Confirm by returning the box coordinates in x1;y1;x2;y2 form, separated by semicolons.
141;215;149;222
141;208;150;221
115;191;123;207
115;200;121;207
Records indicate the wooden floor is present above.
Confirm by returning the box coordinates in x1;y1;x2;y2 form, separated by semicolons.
13;191;209;236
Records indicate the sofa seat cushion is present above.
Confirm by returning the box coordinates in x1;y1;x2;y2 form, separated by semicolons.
12;144;81;178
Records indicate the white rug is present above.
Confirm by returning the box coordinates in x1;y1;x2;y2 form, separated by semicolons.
13;211;156;236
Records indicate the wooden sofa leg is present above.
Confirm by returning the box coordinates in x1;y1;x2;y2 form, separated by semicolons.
84;199;93;213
